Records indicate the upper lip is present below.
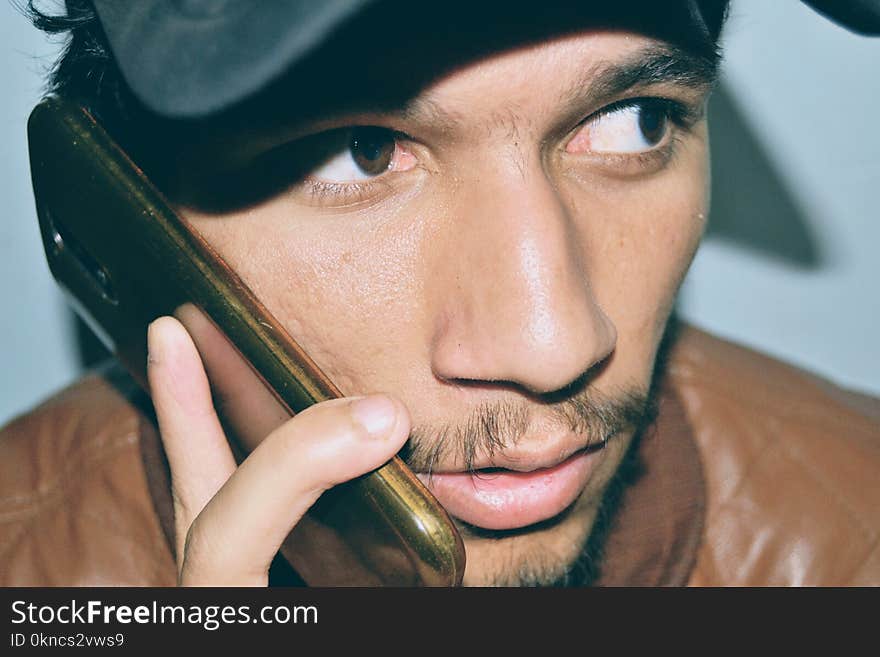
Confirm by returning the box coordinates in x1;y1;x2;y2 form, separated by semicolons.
419;430;613;475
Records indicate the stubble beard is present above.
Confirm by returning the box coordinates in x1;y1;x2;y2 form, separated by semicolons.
458;400;654;587
399;319;679;587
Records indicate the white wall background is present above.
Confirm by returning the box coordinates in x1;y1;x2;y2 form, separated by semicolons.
1;0;878;427
1;2;80;427
677;0;880;397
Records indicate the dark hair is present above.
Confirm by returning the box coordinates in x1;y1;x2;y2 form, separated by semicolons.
27;0;121;118
23;0;172;183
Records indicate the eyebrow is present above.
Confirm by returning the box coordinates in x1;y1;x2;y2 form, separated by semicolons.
580;43;721;101
186;41;722;171
396;42;721;132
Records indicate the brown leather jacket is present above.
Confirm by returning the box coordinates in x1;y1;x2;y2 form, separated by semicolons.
1;324;878;586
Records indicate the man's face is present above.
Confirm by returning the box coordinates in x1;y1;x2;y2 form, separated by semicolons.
174;19;714;585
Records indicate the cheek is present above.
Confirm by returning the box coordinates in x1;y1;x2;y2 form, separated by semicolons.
182;203;427;396
562;143;709;381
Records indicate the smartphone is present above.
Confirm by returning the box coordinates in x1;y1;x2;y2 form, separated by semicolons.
27;96;465;586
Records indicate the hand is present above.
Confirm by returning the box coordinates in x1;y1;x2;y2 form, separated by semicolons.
146;316;410;586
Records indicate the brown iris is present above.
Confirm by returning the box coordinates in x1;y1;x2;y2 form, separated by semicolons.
350;127;395;176
638;106;668;146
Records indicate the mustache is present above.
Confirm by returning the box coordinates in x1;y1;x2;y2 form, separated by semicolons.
400;384;656;476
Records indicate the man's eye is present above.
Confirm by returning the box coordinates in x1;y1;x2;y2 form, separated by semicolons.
310;126;416;182
566;100;676;155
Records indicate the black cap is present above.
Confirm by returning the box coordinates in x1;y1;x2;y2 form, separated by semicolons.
91;0;880;119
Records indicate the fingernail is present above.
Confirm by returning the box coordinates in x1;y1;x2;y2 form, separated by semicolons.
351;395;397;437
146;320;162;365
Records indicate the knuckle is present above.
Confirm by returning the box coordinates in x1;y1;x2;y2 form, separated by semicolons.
181;509;221;564
279;400;360;449
181;521;202;561
179;520;215;579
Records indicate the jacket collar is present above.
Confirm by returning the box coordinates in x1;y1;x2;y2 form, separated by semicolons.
594;377;706;586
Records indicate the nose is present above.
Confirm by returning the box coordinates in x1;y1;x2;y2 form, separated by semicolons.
427;158;617;396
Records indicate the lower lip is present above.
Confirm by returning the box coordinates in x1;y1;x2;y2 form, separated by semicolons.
417;449;601;531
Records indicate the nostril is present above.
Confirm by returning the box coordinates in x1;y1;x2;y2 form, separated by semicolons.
539;353;613;404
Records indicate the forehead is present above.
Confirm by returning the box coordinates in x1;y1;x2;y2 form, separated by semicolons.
405;33;647;116
403;33;706;115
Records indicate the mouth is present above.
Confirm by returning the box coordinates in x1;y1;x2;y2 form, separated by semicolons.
415;440;609;532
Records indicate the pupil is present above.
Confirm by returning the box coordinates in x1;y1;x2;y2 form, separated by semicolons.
350;127;395;175
638;108;667;145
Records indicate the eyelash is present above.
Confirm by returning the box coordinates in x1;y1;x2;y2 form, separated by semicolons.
570;96;696;174
299;96;700;204
303;176;398;208
597;96;697;128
